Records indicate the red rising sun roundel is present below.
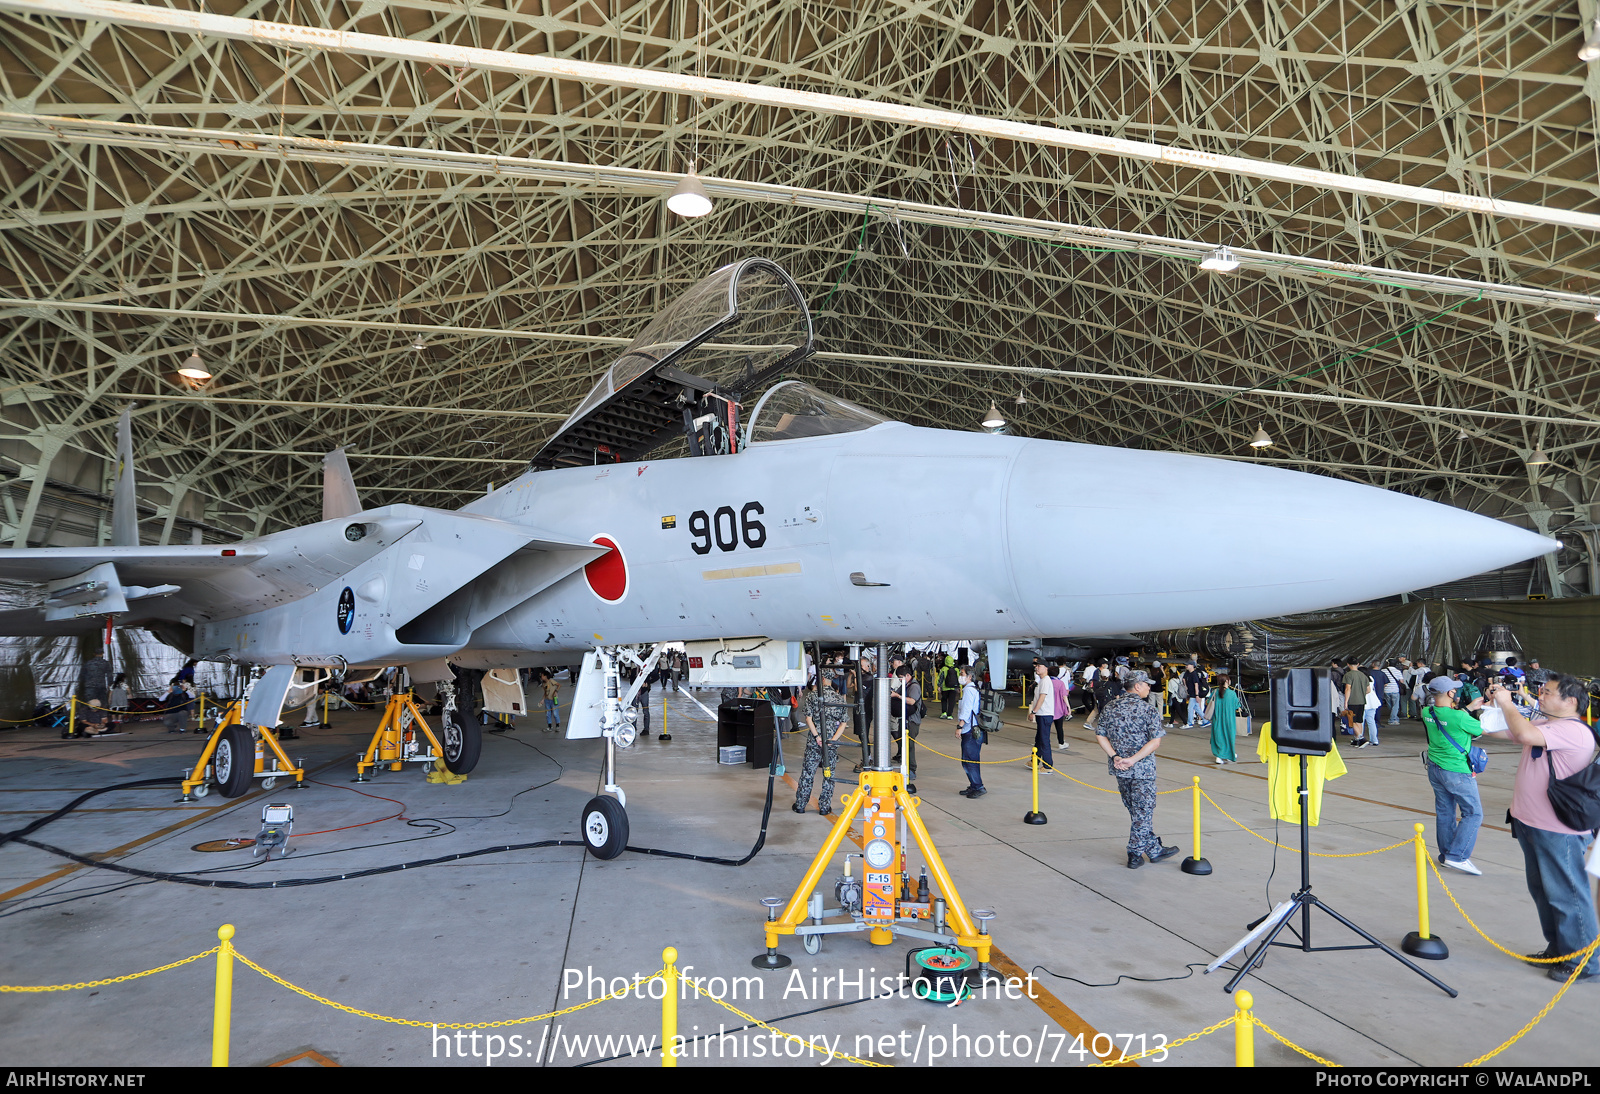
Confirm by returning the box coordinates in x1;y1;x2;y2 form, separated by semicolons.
584;535;627;602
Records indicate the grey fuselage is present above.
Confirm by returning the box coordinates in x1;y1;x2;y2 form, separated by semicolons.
228;418;1550;671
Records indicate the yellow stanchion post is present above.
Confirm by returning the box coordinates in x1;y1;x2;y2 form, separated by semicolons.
198;693;205;728
323;690;329;726
1023;747;1047;825
212;924;235;1067
1181;775;1212;874
659;688;671;742
1401;822;1449;959
67;696;76;738
661;946;678;1067
1234;990;1254;1067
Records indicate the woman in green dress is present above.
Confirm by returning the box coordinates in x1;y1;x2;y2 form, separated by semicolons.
1210;674;1239;764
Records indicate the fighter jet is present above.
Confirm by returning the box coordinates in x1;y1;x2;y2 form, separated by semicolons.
0;258;1558;853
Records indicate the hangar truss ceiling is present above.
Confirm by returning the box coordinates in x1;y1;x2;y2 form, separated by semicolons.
1;0;1599;590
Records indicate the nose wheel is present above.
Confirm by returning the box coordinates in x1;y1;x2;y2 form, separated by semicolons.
582;795;628;859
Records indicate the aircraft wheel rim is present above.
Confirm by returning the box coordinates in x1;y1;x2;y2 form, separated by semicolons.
214;739;233;784
442;714;463;762
584;809;609;849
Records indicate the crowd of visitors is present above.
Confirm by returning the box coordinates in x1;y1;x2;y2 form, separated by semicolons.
39;635;1600;982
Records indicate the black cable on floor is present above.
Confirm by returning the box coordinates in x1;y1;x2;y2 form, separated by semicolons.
1031;961;1220;989
621;761;776;867
0;777;179;848
11;834;589;888
1;760;776;889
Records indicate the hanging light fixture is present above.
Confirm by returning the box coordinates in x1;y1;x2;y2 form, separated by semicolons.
411;333;426;352
1579;16;1600;62
1525;447;1551;466
176;349;211;384
1199;246;1241;273
666;169;714;218
982;402;1006;430
1015;387;1028;406
1248;426;1273;448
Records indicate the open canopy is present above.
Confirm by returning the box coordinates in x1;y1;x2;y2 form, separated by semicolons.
532;258;814;469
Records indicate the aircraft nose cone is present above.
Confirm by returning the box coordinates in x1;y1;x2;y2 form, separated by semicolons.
1006;441;1558;634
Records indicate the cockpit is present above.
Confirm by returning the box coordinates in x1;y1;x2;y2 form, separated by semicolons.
745;381;887;444
531;259;818;470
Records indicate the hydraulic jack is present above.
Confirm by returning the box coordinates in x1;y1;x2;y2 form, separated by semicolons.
178;701;306;801
754;644;997;982
354;691;448;781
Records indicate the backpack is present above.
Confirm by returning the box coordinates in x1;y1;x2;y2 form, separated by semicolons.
978;690;1005;735
1544;725;1600;833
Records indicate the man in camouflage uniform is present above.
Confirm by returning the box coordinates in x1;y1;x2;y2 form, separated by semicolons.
1094;671;1181;869
794;676;848;816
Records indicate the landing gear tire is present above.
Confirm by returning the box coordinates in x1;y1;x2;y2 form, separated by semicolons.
803;932;821;956
581;796;628;860
441;707;481;774
214;725;254;798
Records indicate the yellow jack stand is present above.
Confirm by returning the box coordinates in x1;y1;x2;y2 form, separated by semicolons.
354;692;445;781
755;767;996;979
178;701;306;801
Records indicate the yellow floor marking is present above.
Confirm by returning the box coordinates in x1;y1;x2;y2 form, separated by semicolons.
988;944;1132;1065
269;1048;341;1067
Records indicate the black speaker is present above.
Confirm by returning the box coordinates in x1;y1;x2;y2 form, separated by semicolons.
1270;667;1332;756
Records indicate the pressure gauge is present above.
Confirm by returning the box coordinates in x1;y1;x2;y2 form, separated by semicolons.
865;838;895;869
872;824;885;838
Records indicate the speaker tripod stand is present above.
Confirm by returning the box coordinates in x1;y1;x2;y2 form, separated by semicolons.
1220;753;1456;998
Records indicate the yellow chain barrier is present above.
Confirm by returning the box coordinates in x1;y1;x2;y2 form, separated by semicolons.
1087;1015;1235;1066
233;951;665;1029
1199;789;1413;858
916;741;1030;765
1;946;221;992
1038;758;1187;795
1039;759;1116;793
0;704;66;724
101;700;205;715
685;979;887;1067
1425;856;1597;965
1460;940;1600;1067
1251;1015;1340;1066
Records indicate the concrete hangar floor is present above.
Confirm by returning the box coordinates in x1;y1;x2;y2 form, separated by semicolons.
0;682;1591;1069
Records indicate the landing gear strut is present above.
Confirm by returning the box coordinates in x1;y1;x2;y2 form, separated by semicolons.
579;644;664;859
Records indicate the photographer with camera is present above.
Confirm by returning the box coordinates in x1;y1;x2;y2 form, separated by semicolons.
1483;675;1599;983
1421;676;1487;876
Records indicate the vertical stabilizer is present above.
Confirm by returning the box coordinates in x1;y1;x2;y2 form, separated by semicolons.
322;448;363;520
110;408;138;546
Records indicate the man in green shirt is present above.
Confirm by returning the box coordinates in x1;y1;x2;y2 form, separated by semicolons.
1421;676;1487;875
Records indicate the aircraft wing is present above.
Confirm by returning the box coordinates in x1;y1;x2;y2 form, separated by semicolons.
0;544;272;637
0;543;268;583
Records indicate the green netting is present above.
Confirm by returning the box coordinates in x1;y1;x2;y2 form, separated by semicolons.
1251;597;1600;678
